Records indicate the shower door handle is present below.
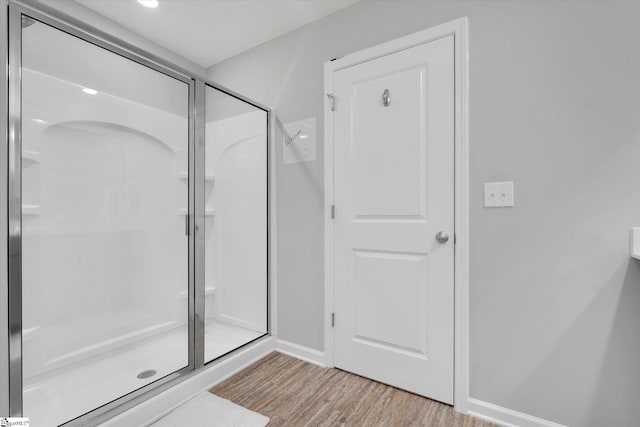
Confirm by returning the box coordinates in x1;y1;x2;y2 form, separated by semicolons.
185;214;189;236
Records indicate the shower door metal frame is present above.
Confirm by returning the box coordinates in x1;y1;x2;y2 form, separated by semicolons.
1;0;11;417
5;0;199;422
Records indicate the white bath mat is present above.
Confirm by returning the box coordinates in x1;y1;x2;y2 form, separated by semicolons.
151;392;269;427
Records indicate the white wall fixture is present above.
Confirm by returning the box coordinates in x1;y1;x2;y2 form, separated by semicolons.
484;181;514;207
630;228;640;260
282;117;316;165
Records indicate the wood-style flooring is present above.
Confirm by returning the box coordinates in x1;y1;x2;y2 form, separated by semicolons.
210;352;495;427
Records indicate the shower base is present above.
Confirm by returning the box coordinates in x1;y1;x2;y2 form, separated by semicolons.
23;319;265;426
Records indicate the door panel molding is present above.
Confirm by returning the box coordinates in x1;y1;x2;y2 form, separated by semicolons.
324;16;469;412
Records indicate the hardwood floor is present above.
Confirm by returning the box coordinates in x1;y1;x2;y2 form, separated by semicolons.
210;352;495;427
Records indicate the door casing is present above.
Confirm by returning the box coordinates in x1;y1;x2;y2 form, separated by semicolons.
323;17;469;412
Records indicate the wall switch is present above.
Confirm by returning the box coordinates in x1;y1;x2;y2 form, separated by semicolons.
484;181;514;207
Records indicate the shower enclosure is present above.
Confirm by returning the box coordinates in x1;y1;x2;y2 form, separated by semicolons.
1;1;270;425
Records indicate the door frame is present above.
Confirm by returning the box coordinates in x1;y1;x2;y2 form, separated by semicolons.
323;17;469;412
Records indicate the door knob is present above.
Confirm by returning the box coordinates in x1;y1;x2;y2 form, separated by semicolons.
435;231;449;244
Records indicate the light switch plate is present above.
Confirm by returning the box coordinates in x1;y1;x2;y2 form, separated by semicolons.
484;181;514;207
283;117;316;165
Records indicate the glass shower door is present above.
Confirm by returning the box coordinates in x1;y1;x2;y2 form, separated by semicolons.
203;86;268;362
19;17;191;426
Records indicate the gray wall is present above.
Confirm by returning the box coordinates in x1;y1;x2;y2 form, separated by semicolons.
208;1;640;425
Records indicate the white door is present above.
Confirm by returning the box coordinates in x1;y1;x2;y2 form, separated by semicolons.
332;35;455;404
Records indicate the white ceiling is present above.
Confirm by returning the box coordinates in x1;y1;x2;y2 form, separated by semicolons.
76;0;359;69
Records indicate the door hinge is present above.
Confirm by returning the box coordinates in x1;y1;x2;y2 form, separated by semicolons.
327;93;335;111
185;214;190;236
331;312;335;327
331;204;335;219
454;233;457;244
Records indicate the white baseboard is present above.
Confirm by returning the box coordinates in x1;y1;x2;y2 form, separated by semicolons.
467;398;566;427
274;339;325;367
101;336;276;427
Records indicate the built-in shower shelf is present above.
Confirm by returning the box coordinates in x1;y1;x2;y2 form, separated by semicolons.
631;228;640;259
23;326;41;343
22;151;41;166
178;208;215;217
23;204;41;216
177;171;215;182
179;286;215;299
